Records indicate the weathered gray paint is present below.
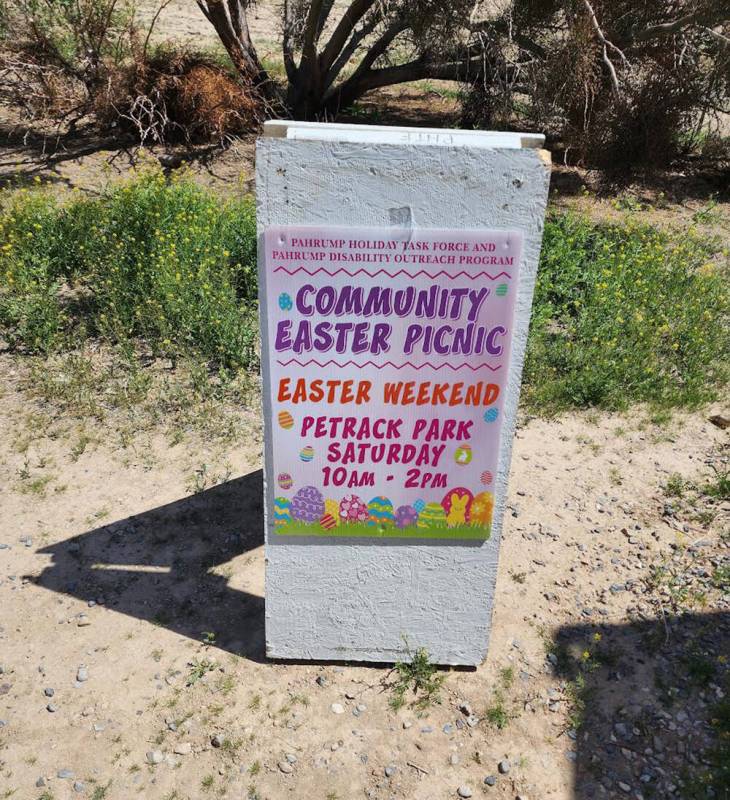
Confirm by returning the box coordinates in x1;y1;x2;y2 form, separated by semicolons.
257;125;551;665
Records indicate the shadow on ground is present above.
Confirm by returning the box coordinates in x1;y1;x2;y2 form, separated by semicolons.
31;470;267;661
554;610;729;799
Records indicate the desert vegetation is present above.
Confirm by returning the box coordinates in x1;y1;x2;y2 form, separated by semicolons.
1;166;727;414
1;0;728;166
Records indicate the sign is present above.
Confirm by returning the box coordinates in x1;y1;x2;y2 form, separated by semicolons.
262;225;522;541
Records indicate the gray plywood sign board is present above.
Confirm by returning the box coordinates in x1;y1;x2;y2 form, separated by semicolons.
257;121;551;665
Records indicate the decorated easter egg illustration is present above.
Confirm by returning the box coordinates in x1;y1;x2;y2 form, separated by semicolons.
339;494;368;523
273;496;292;527
454;444;472;465
324;499;340;526
395;505;418;528
480;470;493;485
278;410;294;429
319;513;337;530
413;499;426;513
441;487;474;527
367;496;395;526
471;491;495;526
484;407;499;423
300;445;315;462
277;472;293;490
278;292;293;311
417;502;447;528
495;283;508;297
291;485;325;523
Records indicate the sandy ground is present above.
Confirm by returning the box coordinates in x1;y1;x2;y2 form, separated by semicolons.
1;349;727;800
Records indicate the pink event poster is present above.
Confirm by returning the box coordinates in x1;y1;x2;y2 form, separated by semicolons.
263;225;523;540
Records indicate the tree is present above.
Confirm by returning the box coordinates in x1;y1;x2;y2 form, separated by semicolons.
196;0;729;131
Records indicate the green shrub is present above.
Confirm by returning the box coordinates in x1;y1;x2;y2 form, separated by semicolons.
2;174;728;413
524;213;729;412
0;169;258;369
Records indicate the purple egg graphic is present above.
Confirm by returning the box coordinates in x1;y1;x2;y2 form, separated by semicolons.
291;485;325;523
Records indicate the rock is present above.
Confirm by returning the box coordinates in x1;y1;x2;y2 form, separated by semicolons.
46;703;57;713
73;781;85;793
484;775;497;786
57;769;74;779
146;750;164;765
402;720;412;729
211;734;224;748
173;743;192;755
356;704;367;712
331;703;345;714
93;722;106;733
77;615;91;627
457;786;473;798
384;765;397;778
449;753;460;766
498;759;510;774
76;666;88;683
285;753;297;764
278;761;293;774
44;687;54;697
36;777;45;788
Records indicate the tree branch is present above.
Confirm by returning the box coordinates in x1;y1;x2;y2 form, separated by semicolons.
323;11;384;89
633;9;726;42
319;0;378;75
581;0;628;96
324;53;493;113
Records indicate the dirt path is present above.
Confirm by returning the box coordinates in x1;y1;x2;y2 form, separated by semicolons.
1;354;727;800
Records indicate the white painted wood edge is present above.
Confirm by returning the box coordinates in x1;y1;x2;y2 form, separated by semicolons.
263;120;545;149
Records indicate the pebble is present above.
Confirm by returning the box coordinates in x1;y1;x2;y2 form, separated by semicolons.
173;743;192;755
385;765;397;777
331;703;345;714
73;781;85;793
498;759;510;774
44;687;54;697
278;761;293;774
76;666;88;683
402;720;412;729
36;777;45;787
57;769;74;779
46;703;57;713
316;675;328;687
449;753;460;766
457;786;473;798
484;775;497;786
285;753;297;764
211;734;224;748
146;750;164;765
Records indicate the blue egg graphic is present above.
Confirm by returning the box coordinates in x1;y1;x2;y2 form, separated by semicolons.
279;293;293;311
484;407;499;423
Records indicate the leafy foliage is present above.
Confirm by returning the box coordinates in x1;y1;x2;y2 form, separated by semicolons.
523;212;729;411
0;168;258;370
2;174;728;413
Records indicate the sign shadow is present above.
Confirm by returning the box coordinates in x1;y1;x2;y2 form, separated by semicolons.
30;470;267;662
553;610;729;799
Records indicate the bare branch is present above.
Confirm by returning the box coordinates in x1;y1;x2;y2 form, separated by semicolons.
581;0;628;96
319;0;378;75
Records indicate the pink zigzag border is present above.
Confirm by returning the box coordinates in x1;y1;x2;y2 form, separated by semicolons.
276;358;502;372
273;266;511;281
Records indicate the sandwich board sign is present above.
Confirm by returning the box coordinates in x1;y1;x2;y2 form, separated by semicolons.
257;121;551;665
